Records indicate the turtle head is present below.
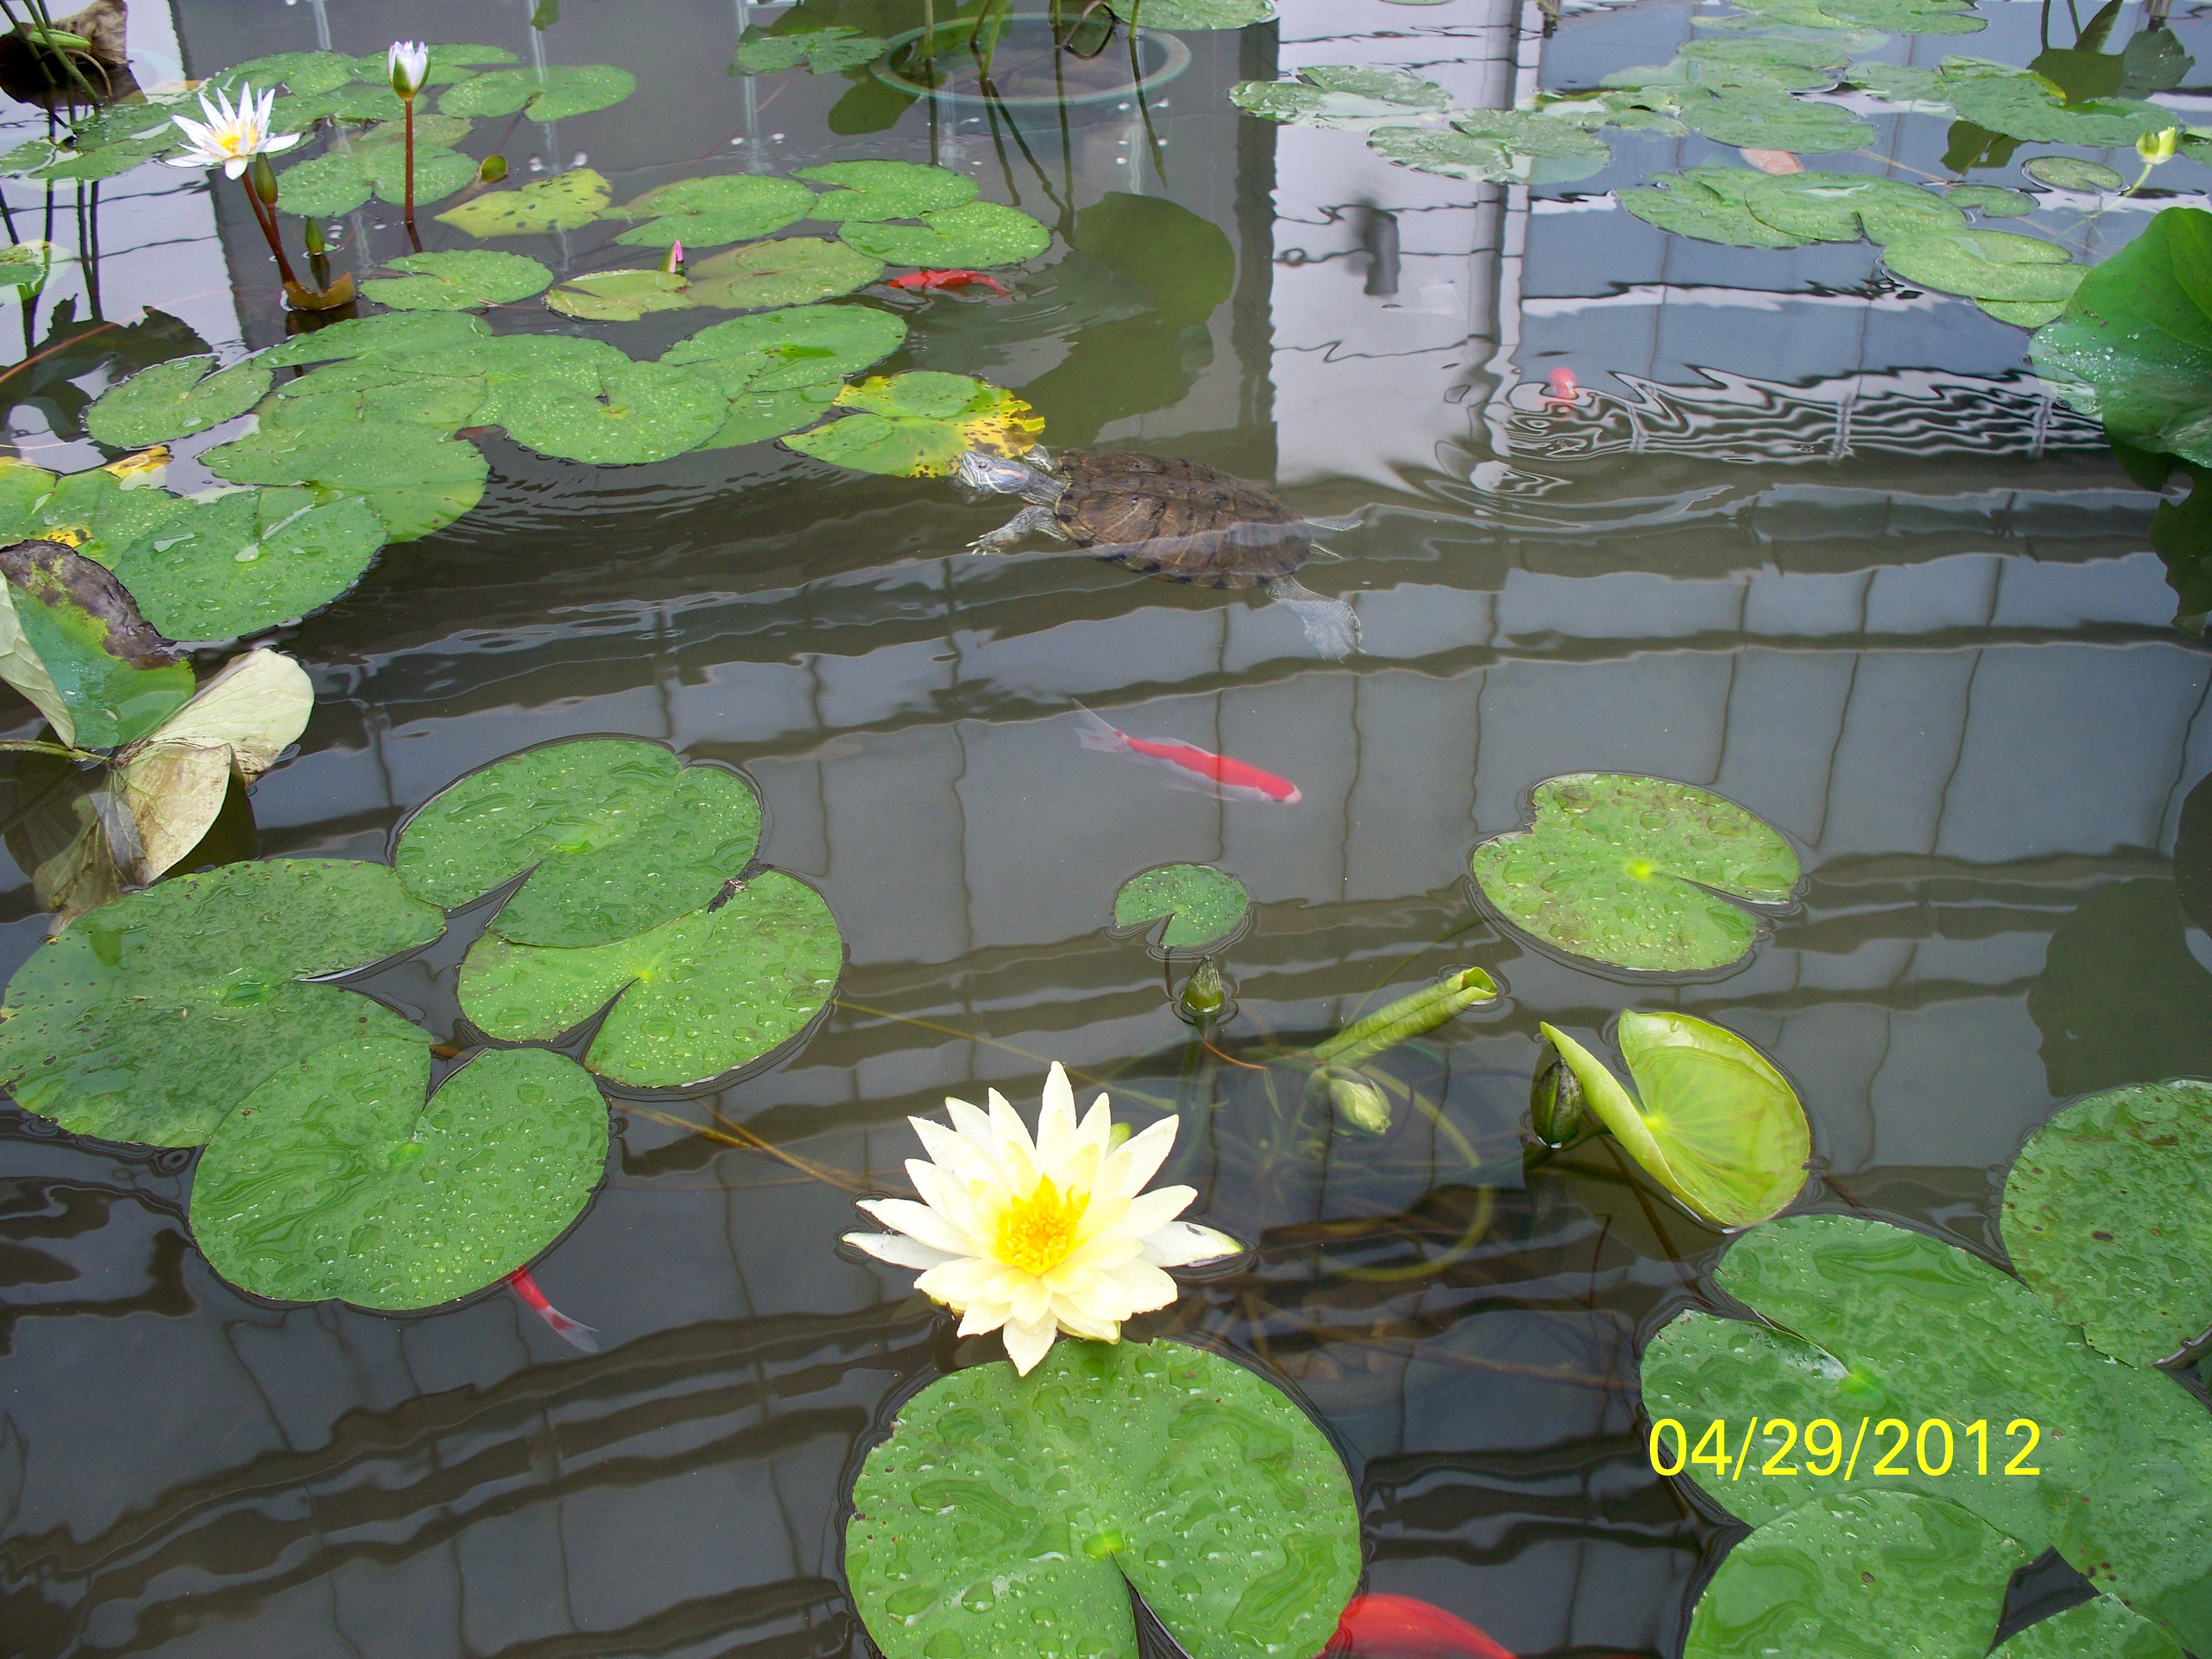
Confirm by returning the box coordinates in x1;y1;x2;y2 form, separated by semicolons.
953;448;1045;498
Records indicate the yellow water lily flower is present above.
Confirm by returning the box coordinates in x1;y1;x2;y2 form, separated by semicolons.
163;84;301;179
844;1062;1239;1373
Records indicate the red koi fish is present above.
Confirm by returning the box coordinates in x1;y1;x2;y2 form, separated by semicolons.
885;268;1010;297
1324;1594;1515;1659
1073;702;1301;805
1541;368;1589;409
507;1268;599;1353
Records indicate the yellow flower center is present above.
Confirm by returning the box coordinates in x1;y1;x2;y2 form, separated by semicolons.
992;1176;1085;1275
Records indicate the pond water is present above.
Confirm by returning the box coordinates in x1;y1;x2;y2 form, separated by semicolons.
2;1;2210;1657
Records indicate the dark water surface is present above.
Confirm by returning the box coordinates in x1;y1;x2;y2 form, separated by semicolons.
1;1;2209;1656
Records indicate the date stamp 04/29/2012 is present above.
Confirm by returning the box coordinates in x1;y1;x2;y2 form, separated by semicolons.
1649;1416;2045;1482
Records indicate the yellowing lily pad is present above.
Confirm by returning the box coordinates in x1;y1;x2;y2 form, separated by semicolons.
84;354;270;449
846;1340;1359;1659
395;737;762;947
438;64;636;122
1470;773;1800;973
682;236;883;310
435;167;611;237
0;539;193;750
1540;1013;1811;1226
193;1039;606;1310
794;159;977;221
839;201;1051;269
609;174;816;247
363;250;554;310
0;859;442;1146
785;372;1041;477
460;870;843;1088
545;268;694;321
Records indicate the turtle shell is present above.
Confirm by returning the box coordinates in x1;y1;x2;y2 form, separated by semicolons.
1051;450;1309;590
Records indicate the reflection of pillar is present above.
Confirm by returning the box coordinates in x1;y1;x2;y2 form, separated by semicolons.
1230;19;1279;478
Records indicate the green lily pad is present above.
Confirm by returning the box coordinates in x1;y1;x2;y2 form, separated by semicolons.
2031;206;2212;467
661;305;908;394
794;159;978;221
0;859;442;1146
1622;169;1808;248
1107;0;1277;25
1112;863;1250;951
1948;183;2036;216
363;250;554;310
1539;1013;1809;1225
114;489;388;641
0;540;193;750
839;201;1050;269
259;309;490;367
1368;128;1519;183
435;168;611;237
1684;1492;2023;1659
202;419;487;545
785;373;1042;477
396;738;760;947
1811;0;1983;30
1849;60;1952;104
1229;65;1449;129
192;1039;606;1310
498;358;725;464
1638;1215;2212;1654
700;384;842;448
361;144;482;208
220;50;361;98
545;268;695;321
1744;172;1967;243
1469;773;1801;973
84;355;272;448
1883;227;2081;304
683;236;885;311
267;355;492;432
1996;1597;2187;1659
1980;297;2068;327
460;870;842;1088
438;64;636;122
269;149;376;216
0;240;51;289
1449;109;1614;161
609;174;816;247
1948;72;2173;146
846;1339;1359;1659
1680;86;1875;150
2000;1079;2212;1367
2024;155;2124;192
735;25;890;75
341;43;519;83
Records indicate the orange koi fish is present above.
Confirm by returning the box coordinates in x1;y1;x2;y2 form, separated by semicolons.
1326;1595;1515;1659
508;1267;598;1352
885;268;1010;296
1074;702;1301;804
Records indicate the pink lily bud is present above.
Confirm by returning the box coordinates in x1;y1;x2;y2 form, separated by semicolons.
665;240;685;275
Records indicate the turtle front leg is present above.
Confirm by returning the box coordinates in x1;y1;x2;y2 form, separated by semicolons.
968;504;1067;555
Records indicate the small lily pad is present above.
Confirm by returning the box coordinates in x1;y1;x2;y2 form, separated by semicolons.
0;859;442;1146
84;355;271;448
1470;773;1801;974
735;25;889;75
0;540;193;750
498;358;726;464
785;372;1042;477
609;174;815;247
1883;228;2082;304
435;168;611;237
1680;85;1874;150
193;1039;606;1310
1622;169;1808;248
545;268;695;321
396;737;761;947
202;421;488;544
1684;1492;2022;1659
363;250;554;310
438;64;636;122
1948;183;2036;216
682;236;887;312
794;159;977;222
1744;171;1966;243
0;240;51;289
1539;1012;1810;1225
115;489;388;641
1113;863;1250;951
1230;65;1449;129
839;201;1051;269
661;305;908;394
460;870;843;1088
1980;297;2068;327
1367;128;1518;183
846;1339;1359;1659
2000;1079;2212;1367
2024;155;2123;192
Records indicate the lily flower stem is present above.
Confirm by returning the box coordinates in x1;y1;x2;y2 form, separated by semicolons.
240;176;300;289
401;92;416;229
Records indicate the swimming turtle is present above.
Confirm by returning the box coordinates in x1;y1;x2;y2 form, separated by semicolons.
954;447;1360;659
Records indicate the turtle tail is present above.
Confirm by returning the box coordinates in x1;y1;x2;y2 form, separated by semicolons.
1266;575;1361;660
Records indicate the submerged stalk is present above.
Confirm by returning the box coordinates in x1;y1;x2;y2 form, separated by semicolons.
1311;968;1498;1068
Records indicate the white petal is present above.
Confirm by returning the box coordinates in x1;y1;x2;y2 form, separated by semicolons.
1003;1317;1057;1375
956;1301;1010;1336
264;131;302;154
1106;1115;1179;1197
1053;1304;1122;1342
1074;1095;1115;1161
1072;1189;1130;1246
1063;1231;1144;1272
1119;1185;1197;1238
1105;1259;1179;1314
1035;1062;1078;1170
856;1197;974;1259
843;1230;957;1271
987;1088;1034;1162
223;158;250;178
163;155;210;169
916;1256;1005;1307
1011;1277;1051;1326
1144;1220;1244;1267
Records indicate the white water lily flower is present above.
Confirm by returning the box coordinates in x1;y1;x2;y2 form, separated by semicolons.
388;40;430;98
845;1062;1240;1374
164;84;301;179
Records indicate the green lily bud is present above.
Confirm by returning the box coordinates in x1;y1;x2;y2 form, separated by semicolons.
1313;967;1498;1069
2140;126;2180;166
1310;1065;1392;1134
1175;959;1230;1027
1529;1042;1586;1147
247;152;280;208
478;155;509;184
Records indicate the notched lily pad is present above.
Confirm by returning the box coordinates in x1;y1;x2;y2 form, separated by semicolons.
115;488;389;642
0;859;443;1146
2000;1079;2212;1367
735;25;889;75
683;236;884;311
2023;155;2123;193
438;64;636;122
846;1339;1359;1659
459;870;843;1088
396;737;762;947
1882;227;2081;304
1470;773;1801;974
192;1039;606;1310
660;305;908;394
1112;863;1250;952
1230;65;1449;129
785;372;1041;477
85;355;272;448
545;268;694;321
1744;171;1966;244
498;358;726;464
201;420;489;544
363;249;555;310
1622;169;1808;248
794;159;977;222
435;168;611;237
609;173;815;247
839;201;1051;269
